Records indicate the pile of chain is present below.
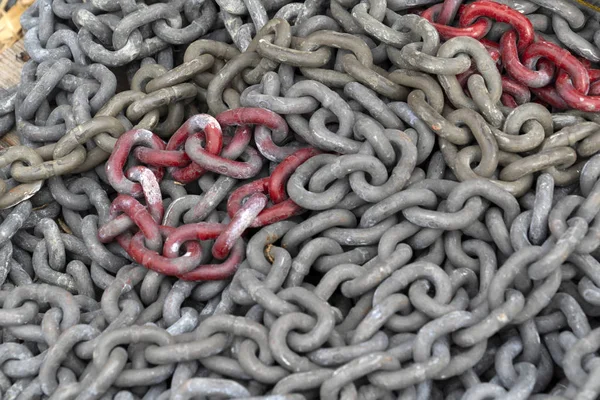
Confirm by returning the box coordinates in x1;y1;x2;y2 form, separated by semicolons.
0;0;600;398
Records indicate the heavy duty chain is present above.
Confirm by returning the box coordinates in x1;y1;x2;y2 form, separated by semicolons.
0;0;599;399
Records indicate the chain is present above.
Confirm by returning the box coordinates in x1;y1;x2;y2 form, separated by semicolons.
0;1;598;207
0;0;598;398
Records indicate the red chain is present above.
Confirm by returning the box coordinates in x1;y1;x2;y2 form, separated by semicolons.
98;109;321;281
421;4;492;40
424;0;600;112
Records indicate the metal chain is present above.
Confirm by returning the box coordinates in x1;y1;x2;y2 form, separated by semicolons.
0;0;599;398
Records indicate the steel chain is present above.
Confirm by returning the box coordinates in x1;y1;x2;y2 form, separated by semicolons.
0;0;598;398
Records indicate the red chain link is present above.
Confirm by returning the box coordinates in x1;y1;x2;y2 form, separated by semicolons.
430;0;600;112
99;109;321;281
421;4;492;40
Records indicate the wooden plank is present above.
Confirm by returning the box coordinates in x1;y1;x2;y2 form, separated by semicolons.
0;37;24;89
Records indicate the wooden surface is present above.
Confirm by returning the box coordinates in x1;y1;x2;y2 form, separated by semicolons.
0;38;24;89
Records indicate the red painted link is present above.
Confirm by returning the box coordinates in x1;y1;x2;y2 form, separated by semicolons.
437;0;463;25
163;223;226;258
501;95;518;109
227;178;304;228
98;195;162;251
216;107;295;162
589;70;600;95
500;76;531;107
225;148;322;228
179;125;254;224
178;240;245;281
99;111;324;281
125;166;164;224
589;69;600;82
216;108;288;138
164;115;224;183
98;165;164;243
479;39;501;57
556;71;600;112
121;218;249;280
500;31;555;89
530;87;570;110
459;1;535;52
172;124;254;181
268;148;322;203
162;222;246;280
134;148;190;168
213;193;267;260
522;41;590;95
216;125;255;163
133;115;225;182
185;134;263;179
421;3;492;40
124;226;204;276
105;129;165;197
